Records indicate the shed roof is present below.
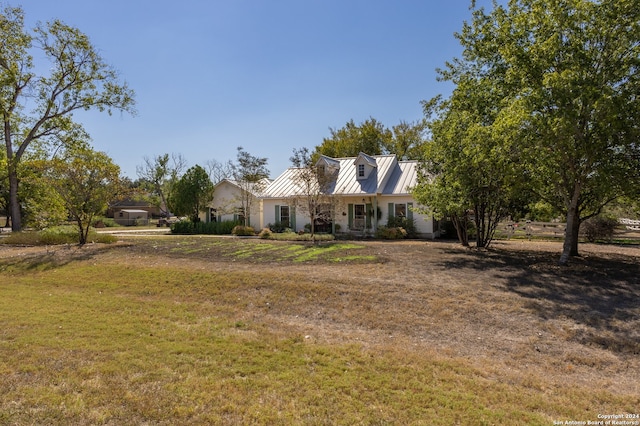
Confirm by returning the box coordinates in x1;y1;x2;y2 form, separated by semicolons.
119;209;149;214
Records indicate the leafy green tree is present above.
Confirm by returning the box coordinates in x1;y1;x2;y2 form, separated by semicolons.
315;117;427;160
427;0;640;263
0;6;135;231
168;165;214;223
414;93;525;248
0;144;69;229
45;147;124;245
385;120;428;160
231;147;269;227
315;118;390;158
19;157;67;229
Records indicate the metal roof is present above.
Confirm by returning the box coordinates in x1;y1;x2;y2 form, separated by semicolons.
215;178;272;197
263;154;418;198
318;155;340;168
381;161;418;195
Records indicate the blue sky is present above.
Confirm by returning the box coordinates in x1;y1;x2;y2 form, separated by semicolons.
16;1;494;179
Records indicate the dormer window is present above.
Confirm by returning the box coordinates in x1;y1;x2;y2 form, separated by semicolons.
354;152;377;180
316;155;340;177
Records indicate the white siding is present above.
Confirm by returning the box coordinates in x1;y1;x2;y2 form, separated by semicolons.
208;180;263;228
262;199;307;232
381;196;435;237
255;154;438;238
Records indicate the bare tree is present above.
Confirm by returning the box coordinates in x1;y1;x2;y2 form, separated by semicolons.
231;147;269;227
205;158;233;185
136;153;187;217
289;147;339;242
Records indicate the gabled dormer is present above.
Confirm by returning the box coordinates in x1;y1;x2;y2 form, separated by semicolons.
353;152;377;180
316;155;340;177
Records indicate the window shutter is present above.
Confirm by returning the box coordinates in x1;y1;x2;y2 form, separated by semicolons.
407;202;414;221
388;203;394;219
275;205;280;223
366;203;372;229
290;206;296;230
348;204;354;229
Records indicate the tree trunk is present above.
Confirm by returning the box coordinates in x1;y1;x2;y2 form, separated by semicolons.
159;191;170;218
559;183;581;265
8;166;21;232
474;204;482;248
78;218;88;245
452;213;470;247
310;212;316;244
570;215;580;256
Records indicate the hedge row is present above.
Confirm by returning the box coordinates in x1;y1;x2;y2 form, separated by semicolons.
170;220;240;235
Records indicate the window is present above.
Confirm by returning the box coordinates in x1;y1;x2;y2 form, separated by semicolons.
235;207;245;225
358;164;365;178
279;205;290;227
394;203;406;218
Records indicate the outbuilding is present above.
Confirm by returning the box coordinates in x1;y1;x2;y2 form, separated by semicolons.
114;209;149;226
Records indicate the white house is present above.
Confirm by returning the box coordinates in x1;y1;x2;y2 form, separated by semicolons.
200;178;270;228
261;153;439;238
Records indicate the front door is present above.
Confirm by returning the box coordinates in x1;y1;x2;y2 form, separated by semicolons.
353;204;366;230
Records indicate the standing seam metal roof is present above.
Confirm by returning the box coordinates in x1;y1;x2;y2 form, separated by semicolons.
262;154;418;198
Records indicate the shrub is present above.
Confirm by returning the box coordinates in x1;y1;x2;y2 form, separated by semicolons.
268;221;289;233
581;216;619;242
2;226;117;245
171;220;239;235
39;226;81;244
232;225;255;236
375;226;407;240
93;217;119;228
304;222;341;234
170;220;195;234
258;228;272;239
1;231;41;245
386;216;417;238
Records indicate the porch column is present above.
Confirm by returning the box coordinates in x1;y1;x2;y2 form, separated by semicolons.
373;195;378;233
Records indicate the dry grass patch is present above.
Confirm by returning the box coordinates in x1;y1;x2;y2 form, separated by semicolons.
0;237;638;424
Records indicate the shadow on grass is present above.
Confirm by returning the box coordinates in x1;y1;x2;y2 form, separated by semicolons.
0;244;121;273
437;245;640;354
